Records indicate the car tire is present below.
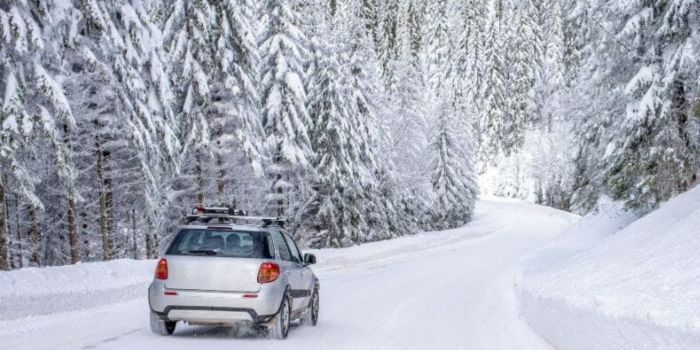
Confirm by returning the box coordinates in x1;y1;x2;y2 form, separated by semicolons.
150;311;176;336
301;287;319;327
268;292;292;340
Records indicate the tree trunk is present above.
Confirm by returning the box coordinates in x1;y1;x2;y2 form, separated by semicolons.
132;208;138;259
63;124;80;264
28;205;39;266
96;133;113;260
104;150;115;257
276;173;285;218
0;179;8;270
80;211;90;259
196;151;205;205
15;193;22;268
217;154;225;203
145;216;155;259
67;196;79;264
6;187;15;269
673;76;690;147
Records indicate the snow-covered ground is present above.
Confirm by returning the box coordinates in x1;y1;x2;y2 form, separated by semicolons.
0;199;577;350
519;186;700;350
0;259;155;321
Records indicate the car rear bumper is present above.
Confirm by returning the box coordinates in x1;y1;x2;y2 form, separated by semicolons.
149;281;285;324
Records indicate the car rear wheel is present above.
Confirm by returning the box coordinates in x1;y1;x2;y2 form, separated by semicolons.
150;311;176;336
268;293;291;339
302;288;319;326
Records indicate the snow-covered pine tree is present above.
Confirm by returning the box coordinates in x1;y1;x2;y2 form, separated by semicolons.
104;0;182;259
537;0;566;130
479;0;508;165
209;0;266;204
359;0;381;51
162;0;214;208
602;0;698;210
306;33;367;246
376;0;401;85
522;0;575;210
0;1;84;266
425;0;450;93
427;0;478;229
1;4;44;267
46;0;180;261
259;0;313;217
383;4;435;232
430;87;478;229
344;1;400;242
505;0;539;147
566;0;613;213
455;0;489;107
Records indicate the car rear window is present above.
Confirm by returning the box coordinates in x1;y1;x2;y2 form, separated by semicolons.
166;229;274;259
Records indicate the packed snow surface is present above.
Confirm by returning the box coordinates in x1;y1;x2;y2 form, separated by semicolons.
520;186;700;350
0;199;577;350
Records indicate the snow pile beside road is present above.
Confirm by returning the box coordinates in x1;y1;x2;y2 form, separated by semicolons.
519;186;700;350
0;259;155;320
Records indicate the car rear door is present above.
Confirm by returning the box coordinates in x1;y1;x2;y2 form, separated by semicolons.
269;229;305;310
283;232;314;310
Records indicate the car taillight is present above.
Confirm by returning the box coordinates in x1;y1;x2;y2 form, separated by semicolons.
155;258;168;280
257;262;280;284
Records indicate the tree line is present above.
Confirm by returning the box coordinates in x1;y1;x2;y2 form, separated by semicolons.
1;0;698;270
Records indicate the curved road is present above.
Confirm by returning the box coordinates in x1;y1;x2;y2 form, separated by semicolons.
2;199;577;350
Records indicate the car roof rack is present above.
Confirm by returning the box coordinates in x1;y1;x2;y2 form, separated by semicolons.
185;206;287;227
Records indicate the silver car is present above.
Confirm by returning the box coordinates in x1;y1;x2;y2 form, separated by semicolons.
148;207;319;339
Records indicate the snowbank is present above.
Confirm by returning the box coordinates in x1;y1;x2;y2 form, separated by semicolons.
519;187;700;350
0;259;155;320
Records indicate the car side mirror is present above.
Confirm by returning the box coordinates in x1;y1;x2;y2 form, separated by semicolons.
303;253;317;265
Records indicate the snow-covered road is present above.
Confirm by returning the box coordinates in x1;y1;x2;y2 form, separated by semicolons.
0;199;578;350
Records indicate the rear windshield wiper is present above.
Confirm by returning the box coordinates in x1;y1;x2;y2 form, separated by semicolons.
188;249;219;256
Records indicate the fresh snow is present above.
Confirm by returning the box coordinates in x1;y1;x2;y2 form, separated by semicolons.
0;259;154;321
519;185;700;350
0;199;577;350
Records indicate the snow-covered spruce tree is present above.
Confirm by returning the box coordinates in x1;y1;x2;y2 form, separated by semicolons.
602;0;699;210
566;0;614;213
103;0;182;259
305;33;367;247
0;1;83;266
359;0;381;50
455;0;489;107
376;0;401;85
505;0;539;146
162;0;214;209
479;0;508;166
383;5;435;233
522;0;575;210
344;1;400;242
50;0;180;261
536;0;566;130
425;0;450;93
259;0;313;217
209;0;266;203
430;90;478;229
426;0;478;229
